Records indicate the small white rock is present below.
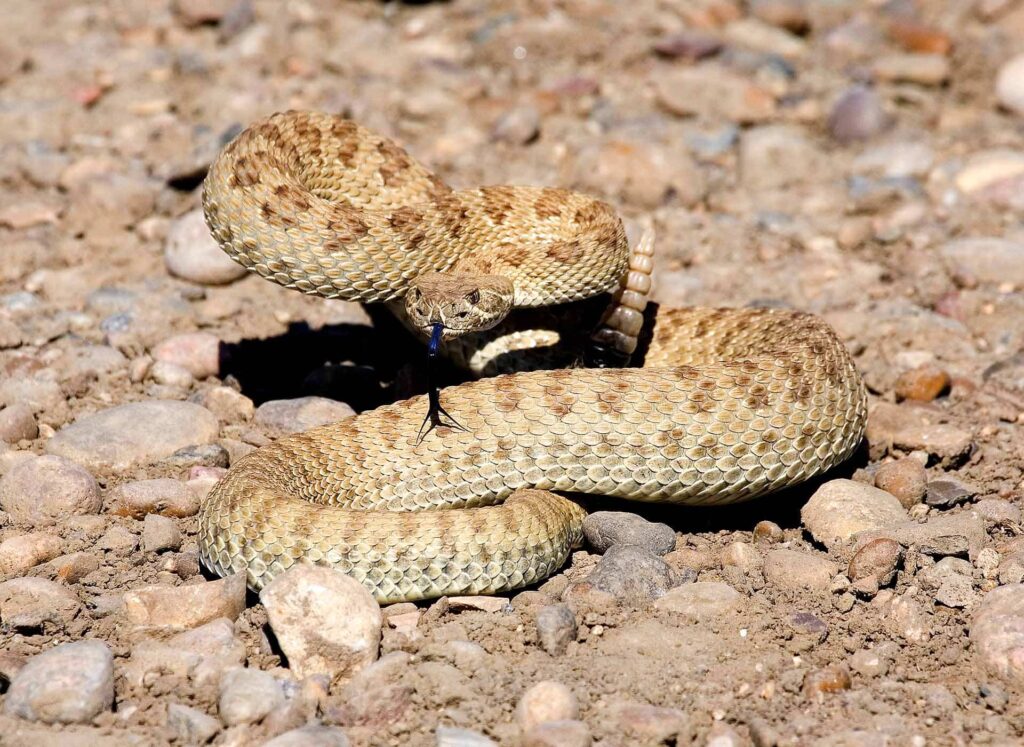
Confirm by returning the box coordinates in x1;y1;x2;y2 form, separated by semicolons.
996;54;1024;117
515;681;580;733
260;564;382;681
801;479;907;550
219;667;285;726
165;208;248;285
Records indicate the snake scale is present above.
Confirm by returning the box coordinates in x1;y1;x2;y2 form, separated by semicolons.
199;111;867;604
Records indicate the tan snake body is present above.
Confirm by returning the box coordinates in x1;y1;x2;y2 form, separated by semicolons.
198;112;868;603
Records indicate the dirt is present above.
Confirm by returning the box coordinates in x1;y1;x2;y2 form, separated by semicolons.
2;0;1024;745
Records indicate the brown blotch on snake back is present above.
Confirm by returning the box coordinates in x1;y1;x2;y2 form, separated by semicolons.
481;186;518;225
230;156;262;188
534;189;565;220
377;140;413;186
274;184;311;212
546;240;581;264
388;206;425;232
261;201;296;227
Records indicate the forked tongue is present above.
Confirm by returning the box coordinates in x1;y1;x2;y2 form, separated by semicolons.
428;322;443;359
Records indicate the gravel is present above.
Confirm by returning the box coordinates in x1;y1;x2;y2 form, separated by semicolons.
0;0;1019;742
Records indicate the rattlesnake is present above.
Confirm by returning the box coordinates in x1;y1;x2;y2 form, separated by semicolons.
198;111;867;603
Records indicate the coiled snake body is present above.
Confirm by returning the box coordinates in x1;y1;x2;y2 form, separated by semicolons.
199;111;867;604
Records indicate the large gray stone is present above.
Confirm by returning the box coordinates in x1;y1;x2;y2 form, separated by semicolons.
3;641;114;724
45;401;219;472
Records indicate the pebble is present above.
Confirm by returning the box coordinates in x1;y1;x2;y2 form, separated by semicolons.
970;584;1024;689
847;539;902;586
852;141;935;178
192;385;255;422
141;514;182;552
254;396;356;435
164;208;247;285
925;477;977;508
582;511;676;555
996;54;1024;116
492;105;540;145
0;533;63;577
122;572;246;629
885;593;931;643
749;0;809;33
327;651;414;728
45;400;220;472
436;726;497;746
260;564;382;680
149;361;194;389
447;596;509;613
535;604;577;655
95;524;138;554
0;403;38;443
265;726;352;747
873;458;927;508
47;552;101;583
515;681;580;733
106;478;201;518
581;545;678;605
2;640;113;724
872;53;950;85
940;237;1024;288
752;521;784;544
166;703;222;744
654;66;774;124
739;125;828;191
152;332;221;379
828;86;889;143
803;664;852;700
523;720;592;747
720;542;763;572
894;364;950;402
165;443;229;469
571;137;705;209
849;645;895;678
934;572;977;609
122;618;245;687
801;479;907;550
950;147;1024;195
976;547;1001;580
975;498;1022;526
0;318;23;349
865;402;973;463
855;512;986;559
0;577;80;630
219;667;285;726
608;701;691;744
0;455;100;526
764;550;837;592
652;31;722;61
887;18;951;55
724;18;807;59
654;582;743;621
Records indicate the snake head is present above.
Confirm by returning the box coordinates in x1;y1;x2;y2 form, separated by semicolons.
404;272;514;341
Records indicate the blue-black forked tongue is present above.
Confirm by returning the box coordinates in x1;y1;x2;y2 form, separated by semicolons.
428;322;443;358
417;321;467;442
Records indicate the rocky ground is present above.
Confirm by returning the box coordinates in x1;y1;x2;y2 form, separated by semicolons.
2;0;1024;745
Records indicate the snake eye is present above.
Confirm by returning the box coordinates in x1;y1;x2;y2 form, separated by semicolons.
411;288;422;302
466;289;480;304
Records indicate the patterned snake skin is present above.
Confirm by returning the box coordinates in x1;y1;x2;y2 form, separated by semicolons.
198;112;868;603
